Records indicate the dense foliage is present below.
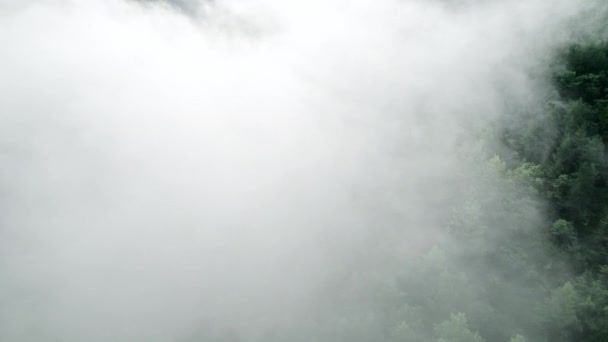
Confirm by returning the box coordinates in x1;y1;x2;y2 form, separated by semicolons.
398;41;608;342
502;42;608;341
324;42;608;342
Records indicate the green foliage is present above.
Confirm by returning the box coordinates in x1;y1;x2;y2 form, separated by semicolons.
502;41;608;341
550;219;578;250
570;266;608;341
556;45;608;105
379;41;608;342
434;313;484;342
547;282;582;334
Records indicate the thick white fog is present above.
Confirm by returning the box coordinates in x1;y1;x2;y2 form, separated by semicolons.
0;0;600;341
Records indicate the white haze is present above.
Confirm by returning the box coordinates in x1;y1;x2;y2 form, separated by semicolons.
0;0;598;340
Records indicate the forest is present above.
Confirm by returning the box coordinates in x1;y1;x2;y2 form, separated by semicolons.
394;41;608;342
276;42;608;342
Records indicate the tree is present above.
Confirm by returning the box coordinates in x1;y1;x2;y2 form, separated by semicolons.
434;313;484;342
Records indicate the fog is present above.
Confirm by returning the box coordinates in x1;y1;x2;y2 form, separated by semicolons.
0;0;601;341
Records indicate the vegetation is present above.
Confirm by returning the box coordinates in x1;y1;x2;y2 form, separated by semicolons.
343;42;608;342
418;41;608;342
502;42;608;341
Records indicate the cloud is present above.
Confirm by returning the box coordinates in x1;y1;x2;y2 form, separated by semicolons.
0;0;597;340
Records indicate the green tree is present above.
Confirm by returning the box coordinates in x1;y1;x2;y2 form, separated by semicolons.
434;313;484;342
